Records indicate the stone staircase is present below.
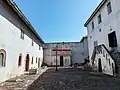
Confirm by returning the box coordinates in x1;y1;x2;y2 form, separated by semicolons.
91;44;116;75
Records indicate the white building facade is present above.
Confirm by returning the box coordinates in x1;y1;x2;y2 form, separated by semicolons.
84;0;120;75
50;49;72;67
0;0;44;82
43;37;89;67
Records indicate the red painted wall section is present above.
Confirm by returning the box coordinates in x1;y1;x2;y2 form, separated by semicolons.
52;49;71;56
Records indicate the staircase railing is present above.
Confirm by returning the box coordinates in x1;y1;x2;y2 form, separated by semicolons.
91;44;118;74
101;44;118;74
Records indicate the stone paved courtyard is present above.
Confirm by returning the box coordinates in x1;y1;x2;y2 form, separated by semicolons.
27;68;120;90
0;67;48;90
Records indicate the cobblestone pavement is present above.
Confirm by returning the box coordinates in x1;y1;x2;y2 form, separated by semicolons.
0;67;48;90
27;68;120;90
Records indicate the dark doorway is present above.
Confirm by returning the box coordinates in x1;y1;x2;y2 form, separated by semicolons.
112;63;115;76
60;56;63;67
18;53;22;67
98;58;102;72
108;31;117;47
25;54;30;71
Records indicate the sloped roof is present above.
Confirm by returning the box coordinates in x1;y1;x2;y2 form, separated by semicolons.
80;36;87;43
5;0;44;44
84;0;107;27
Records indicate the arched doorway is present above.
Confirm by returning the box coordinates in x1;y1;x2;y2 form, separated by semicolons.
25;54;30;71
98;58;102;72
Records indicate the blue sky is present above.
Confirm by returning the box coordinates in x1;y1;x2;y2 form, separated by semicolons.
14;0;101;43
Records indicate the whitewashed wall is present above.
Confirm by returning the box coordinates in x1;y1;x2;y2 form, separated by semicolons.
50;55;71;66
44;41;89;66
86;0;120;74
0;1;43;82
93;46;115;75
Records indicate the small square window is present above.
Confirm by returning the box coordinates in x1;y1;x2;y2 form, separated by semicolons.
90;36;92;39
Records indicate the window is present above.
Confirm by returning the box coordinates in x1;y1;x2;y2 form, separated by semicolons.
39;45;41;50
0;53;4;67
109;59;111;66
108;31;117;47
94;41;98;47
38;58;40;68
103;50;105;57
31;57;33;64
36;58;37;63
20;30;24;40
99;29;101;32
92;21;94;30
32;40;34;46
90;36;92;39
107;2;112;14
98;14;102;24
18;54;22;67
0;49;6;67
106;54;108;60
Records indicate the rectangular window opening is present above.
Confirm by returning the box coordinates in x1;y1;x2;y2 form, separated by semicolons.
108;31;117;47
92;21;94;30
98;14;102;24
107;2;112;14
20;30;24;40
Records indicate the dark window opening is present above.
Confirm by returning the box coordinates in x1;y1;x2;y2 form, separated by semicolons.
18;54;22;67
90;36;92;39
32;40;34;46
0;53;4;66
92;21;94;30
108;31;117;47
31;57;33;64
98;14;102;24
39;45;41;50
0;49;6;67
107;2;112;14
94;41;98;47
20;30;24;40
36;58;37;63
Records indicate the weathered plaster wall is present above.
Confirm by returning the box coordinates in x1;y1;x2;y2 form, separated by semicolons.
0;1;43;82
44;40;89;66
86;0;120;75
